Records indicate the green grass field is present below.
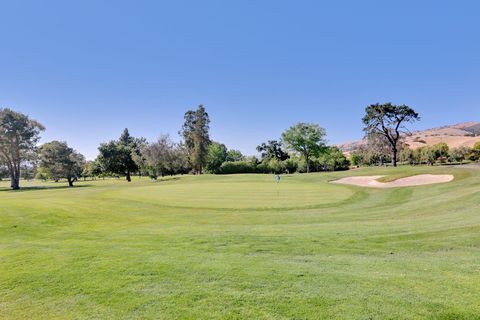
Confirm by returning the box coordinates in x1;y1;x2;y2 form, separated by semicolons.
1;166;480;319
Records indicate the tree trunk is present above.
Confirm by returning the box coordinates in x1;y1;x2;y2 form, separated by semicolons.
68;177;74;187
392;148;398;167
11;172;19;190
126;171;131;182
305;155;310;173
10;164;20;190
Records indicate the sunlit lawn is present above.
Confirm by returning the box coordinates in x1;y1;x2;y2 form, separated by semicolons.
1;166;479;319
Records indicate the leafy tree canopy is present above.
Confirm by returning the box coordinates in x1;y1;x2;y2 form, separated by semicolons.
205;142;227;173
281;123;327;173
39;141;85;186
226;149;244;162
0;108;45;189
97;128;141;181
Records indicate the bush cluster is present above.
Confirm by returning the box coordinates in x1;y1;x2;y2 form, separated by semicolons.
217;147;349;174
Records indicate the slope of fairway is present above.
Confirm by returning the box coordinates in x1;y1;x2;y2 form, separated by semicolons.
1;166;480;319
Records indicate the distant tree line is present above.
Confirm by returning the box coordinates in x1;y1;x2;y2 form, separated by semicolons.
0;105;352;189
1;102;477;189
351;139;480;166
399;142;480;166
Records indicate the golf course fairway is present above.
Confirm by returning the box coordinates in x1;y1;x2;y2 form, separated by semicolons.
1;166;479;319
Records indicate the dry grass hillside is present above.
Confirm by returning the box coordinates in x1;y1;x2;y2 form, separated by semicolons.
338;122;480;152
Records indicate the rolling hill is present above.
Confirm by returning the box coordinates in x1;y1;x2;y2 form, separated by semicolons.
338;121;480;152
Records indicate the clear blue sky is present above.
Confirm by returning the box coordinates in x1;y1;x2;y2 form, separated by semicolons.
1;1;479;159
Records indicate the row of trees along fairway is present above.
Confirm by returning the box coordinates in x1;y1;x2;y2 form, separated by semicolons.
244;123;350;175
1;102;452;189
91;105;211;181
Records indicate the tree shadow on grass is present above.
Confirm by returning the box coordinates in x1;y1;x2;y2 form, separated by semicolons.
0;184;93;192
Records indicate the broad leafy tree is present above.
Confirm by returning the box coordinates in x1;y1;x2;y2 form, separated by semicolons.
226;149;244;162
362;103;419;167
97;128;141;181
180;105;210;174
317;146;350;171
141;134;176;178
170;143;191;174
281;123;327;173
205;142;227;173
82;160;104;180
39;141;85;187
256;140;289;161
0;108;45;189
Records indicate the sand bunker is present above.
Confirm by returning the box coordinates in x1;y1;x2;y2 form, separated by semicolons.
332;174;454;188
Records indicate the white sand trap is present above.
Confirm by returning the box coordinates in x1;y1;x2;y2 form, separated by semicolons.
332;174;454;188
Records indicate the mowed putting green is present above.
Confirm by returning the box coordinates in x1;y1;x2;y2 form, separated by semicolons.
112;175;354;210
1;166;480;319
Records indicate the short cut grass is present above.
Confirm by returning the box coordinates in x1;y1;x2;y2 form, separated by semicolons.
1;166;479;319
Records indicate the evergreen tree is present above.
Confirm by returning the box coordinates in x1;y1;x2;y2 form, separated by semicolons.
180;105;210;174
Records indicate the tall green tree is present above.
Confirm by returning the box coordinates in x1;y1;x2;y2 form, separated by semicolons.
180;105;210;174
362;103;420;167
281;123;327;173
0;108;45;189
39;141;85;187
97;128;140;181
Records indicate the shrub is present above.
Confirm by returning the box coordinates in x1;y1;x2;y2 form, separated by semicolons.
267;158;286;174
218;161;256;174
284;158;298;173
316;147;350;171
432;143;449;163
255;161;269;173
399;148;415;165
448;146;471;164
35;167;50;181
469;142;480;162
